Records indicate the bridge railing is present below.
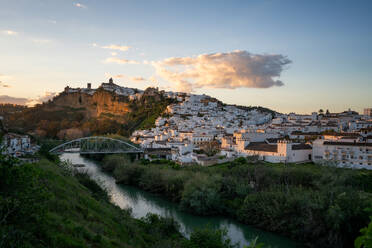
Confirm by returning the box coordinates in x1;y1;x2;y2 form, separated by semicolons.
49;136;143;154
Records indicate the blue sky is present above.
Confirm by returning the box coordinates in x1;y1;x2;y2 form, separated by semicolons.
0;0;371;113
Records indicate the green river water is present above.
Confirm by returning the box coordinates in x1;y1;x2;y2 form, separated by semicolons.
61;153;302;248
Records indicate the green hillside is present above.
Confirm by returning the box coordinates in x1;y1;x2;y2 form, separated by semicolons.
0;153;248;248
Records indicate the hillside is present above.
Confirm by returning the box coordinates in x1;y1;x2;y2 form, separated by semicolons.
1;79;275;139
2;82;175;138
0;154;244;248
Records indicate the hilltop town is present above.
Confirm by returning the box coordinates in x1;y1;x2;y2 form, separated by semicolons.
129;85;372;169
1;79;372;169
61;78;372;170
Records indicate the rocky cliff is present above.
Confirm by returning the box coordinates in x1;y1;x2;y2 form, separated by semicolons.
4;83;174;138
51;89;131;122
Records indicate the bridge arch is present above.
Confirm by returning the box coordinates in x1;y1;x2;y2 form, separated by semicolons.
49;136;143;154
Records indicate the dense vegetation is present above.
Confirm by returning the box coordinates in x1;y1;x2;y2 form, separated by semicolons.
355;213;372;248
126;94;175;131
101;156;372;248
0;103;27;116
0;152;268;248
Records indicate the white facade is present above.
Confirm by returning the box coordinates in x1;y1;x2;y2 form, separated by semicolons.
312;139;372;169
364;108;372;116
243;140;312;163
1;133;37;157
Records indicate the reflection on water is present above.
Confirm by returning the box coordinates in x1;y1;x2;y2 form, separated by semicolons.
61;153;300;248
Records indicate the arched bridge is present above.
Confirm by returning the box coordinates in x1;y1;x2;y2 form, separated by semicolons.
49;137;144;154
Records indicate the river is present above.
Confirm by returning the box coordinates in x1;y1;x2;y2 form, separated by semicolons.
60;153;301;248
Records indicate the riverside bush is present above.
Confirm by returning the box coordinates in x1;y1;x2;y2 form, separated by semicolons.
102;155;372;248
1;153;252;248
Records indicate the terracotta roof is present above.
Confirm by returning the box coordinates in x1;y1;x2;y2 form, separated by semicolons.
245;142;277;152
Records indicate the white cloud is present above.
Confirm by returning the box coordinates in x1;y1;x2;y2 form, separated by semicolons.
131;76;146;82
103;57;139;65
101;44;130;52
111;52;118;56
0;74;12;81
74;2;87;8
105;73;126;79
1;30;17;36
0;95;28;105
0;74;13;87
104;73;126;79
48;20;57;24
149;75;158;84
153;50;291;92
27;92;58;106
0;82;10;88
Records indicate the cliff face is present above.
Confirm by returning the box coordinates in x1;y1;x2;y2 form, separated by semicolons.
51;89;131;122
4;86;174;138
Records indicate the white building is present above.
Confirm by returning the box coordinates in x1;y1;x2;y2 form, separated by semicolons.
1;133;33;157
364;108;372;116
243;140;312;163
312;139;372;169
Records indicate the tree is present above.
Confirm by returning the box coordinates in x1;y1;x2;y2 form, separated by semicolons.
244;237;265;248
355;215;372;248
201;140;220;157
188;227;238;248
319;109;324;115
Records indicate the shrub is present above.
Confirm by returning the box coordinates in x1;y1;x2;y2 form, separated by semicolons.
75;170;110;202
102;155;128;172
113;163;145;185
180;174;223;215
187;227;238;248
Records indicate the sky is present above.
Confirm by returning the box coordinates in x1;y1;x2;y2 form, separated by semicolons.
0;0;371;114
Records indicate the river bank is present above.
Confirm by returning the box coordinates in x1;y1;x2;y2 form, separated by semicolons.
0;154;196;247
88;154;372;248
61;153;300;248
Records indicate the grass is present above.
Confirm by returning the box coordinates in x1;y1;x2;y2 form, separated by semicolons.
0;157;187;247
1;155;250;248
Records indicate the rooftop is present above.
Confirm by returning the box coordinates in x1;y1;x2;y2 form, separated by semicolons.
245;142;277;152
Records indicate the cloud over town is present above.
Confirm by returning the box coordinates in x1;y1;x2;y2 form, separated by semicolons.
153;50;291;92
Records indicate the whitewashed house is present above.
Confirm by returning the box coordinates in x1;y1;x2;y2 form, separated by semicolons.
312;139;372;169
